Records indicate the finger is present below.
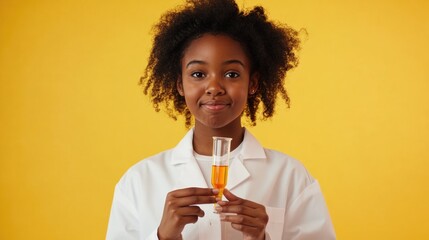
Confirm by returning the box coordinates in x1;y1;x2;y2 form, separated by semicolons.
221;214;265;230
176;215;200;225
170;187;219;198
167;195;217;208
222;189;261;208
231;223;261;237
175;206;205;217
179;195;217;206
222;189;240;202
215;204;255;217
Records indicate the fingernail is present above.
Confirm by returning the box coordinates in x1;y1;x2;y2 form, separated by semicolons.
215;206;222;212
217;201;227;206
212;189;219;194
219;213;226;220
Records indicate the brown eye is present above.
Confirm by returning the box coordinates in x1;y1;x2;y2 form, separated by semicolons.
191;72;205;78
225;71;240;78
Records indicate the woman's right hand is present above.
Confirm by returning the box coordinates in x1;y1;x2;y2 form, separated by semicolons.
157;187;219;240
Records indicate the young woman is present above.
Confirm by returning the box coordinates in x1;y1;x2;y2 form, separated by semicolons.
107;0;335;239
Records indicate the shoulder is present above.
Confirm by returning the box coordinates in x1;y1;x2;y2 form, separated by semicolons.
116;148;174;187
242;129;314;183
115;129;194;189
265;148;312;174
265;148;315;183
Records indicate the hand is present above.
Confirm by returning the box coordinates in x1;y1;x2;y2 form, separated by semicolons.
215;189;268;240
157;187;219;240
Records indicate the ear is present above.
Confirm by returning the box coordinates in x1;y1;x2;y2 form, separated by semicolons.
249;72;259;95
177;77;184;96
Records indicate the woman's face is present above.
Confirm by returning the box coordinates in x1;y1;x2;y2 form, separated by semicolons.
178;33;258;130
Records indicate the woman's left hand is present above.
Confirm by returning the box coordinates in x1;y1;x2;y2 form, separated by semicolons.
215;189;269;240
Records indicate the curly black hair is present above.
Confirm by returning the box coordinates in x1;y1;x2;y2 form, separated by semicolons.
140;0;301;128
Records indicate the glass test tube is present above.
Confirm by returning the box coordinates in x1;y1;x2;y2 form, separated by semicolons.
211;136;232;211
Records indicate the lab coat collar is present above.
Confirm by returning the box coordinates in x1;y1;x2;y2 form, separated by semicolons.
170;129;195;165
170;128;267;165
170;128;267;191
240;129;267;160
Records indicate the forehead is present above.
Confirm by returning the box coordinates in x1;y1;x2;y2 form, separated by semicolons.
181;33;250;66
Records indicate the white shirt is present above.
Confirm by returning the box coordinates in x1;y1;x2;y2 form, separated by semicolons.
106;128;336;240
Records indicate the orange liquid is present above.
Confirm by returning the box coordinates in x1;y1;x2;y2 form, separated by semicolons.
211;165;228;198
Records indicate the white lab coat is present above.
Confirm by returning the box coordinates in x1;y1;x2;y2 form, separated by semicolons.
106;129;336;240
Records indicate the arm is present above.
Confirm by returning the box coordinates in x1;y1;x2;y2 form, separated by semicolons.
106;183;152;240
283;180;336;240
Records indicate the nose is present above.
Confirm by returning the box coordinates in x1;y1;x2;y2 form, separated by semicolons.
205;76;225;96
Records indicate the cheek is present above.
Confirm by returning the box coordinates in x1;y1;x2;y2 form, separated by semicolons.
230;89;249;106
184;87;202;98
182;87;202;108
182;81;201;96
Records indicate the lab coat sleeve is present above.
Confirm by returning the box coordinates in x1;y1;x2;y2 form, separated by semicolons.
283;180;336;240
106;183;159;240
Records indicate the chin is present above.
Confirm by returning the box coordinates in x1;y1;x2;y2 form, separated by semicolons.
199;117;240;130
205;121;230;129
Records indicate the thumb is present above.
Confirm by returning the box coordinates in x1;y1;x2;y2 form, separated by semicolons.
223;189;240;201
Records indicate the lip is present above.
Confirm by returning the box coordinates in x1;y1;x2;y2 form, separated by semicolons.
201;100;230;111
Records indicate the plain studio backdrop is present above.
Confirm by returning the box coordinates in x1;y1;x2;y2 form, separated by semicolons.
1;0;428;239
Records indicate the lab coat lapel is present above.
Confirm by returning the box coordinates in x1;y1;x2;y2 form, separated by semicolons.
227;129;266;191
171;129;208;189
177;158;208;189
227;155;250;191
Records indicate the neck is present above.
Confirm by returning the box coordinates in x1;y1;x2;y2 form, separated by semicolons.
192;121;244;156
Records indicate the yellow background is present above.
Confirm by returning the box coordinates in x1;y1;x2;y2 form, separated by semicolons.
1;0;428;239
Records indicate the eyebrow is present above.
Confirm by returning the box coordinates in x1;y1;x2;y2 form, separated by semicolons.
185;59;245;68
186;60;206;68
